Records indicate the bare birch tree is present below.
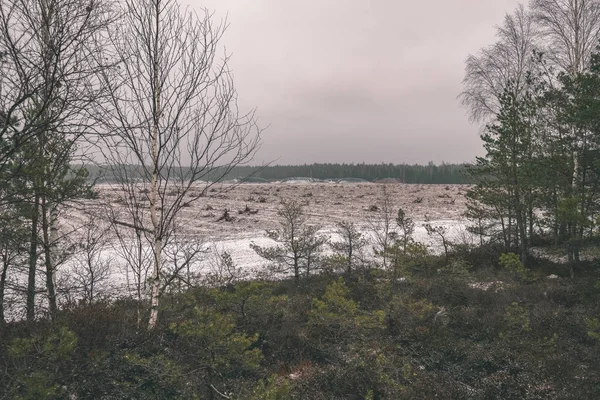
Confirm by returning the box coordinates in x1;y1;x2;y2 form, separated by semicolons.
110;203;154;328
369;186;396;269
65;218;113;306
330;220;368;275
460;5;538;122
531;0;600;75
0;0;113;174
98;0;262;329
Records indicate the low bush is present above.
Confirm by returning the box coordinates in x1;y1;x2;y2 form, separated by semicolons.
1;254;600;399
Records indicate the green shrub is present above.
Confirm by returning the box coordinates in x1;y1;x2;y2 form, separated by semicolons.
499;252;527;280
502;302;532;337
307;278;385;350
439;259;472;277
585;318;600;341
169;307;262;372
2;257;600;399
249;375;290;400
7;327;78;400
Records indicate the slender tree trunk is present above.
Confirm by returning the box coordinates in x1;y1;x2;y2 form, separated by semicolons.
570;122;580;263
26;193;40;320
517;212;528;263
570;3;582;259
29;0;54;321
572;154;580;263
41;197;57;318
0;253;8;326
347;244;353;275
148;0;162;330
575;158;588;263
513;181;528;263
442;238;449;264
552;187;560;245
528;190;534;247
528;207;534;245
148;236;162;329
496;207;508;247
136;229;143;329
478;217;484;246
507;202;513;249
514;188;528;263
294;252;300;283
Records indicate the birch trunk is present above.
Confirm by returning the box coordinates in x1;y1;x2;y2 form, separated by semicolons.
148;0;162;330
103;0;261;329
41;197;58;318
0;253;8;326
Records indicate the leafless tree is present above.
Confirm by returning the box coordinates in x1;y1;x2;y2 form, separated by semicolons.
0;0;112;167
61;218;113;306
460;5;538;122
203;247;247;287
369;186;396;268
531;0;600;76
109;201;154;328
330;220;368;275
160;232;207;294
97;0;262;329
395;208;415;257
463;0;600;124
0;0;114;175
425;224;452;264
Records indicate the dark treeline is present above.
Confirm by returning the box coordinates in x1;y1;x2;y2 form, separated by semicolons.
231;162;469;183
85;162;470;184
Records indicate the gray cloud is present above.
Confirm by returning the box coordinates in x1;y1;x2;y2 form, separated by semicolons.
186;0;523;164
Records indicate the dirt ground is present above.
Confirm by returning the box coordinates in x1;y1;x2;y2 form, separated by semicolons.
80;182;471;241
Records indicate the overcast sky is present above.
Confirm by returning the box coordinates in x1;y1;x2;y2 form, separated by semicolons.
187;0;523;165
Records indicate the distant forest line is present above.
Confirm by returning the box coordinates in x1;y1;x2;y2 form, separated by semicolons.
84;162;471;184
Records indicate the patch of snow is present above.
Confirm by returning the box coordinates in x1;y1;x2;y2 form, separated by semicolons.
469;281;505;291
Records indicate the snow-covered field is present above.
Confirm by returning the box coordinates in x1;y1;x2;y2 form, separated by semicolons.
4;182;473;320
78;181;472;267
88;181;470;235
